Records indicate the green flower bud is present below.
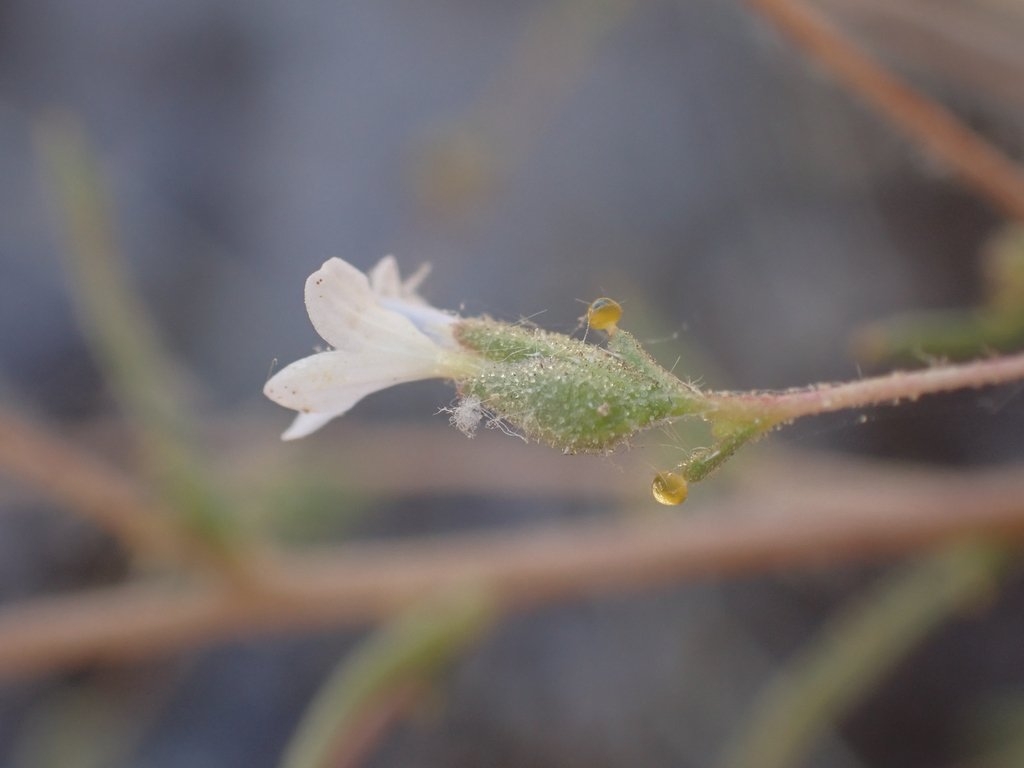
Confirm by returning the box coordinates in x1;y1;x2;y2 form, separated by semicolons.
453;318;703;453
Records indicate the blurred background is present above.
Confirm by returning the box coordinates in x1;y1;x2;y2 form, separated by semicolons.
1;1;1024;766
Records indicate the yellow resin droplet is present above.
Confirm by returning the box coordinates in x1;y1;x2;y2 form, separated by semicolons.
587;297;622;331
652;471;688;506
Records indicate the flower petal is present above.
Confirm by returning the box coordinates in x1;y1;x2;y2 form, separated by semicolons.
264;351;366;413
376;297;459;347
264;348;446;438
266;257;480;439
304;258;438;355
368;255;403;298
281;411;340;441
369;254;432;304
367;257;457;346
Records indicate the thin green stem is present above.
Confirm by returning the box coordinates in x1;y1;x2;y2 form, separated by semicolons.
280;589;495;768
853;308;1024;364
720;542;1007;768
34;114;238;554
681;422;767;484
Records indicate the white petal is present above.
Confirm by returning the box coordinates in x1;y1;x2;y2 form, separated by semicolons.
264;348;441;411
376;297;458;347
401;262;431;296
369;255;431;302
368;255;403;298
304;258;438;355
281;412;340;441
266;257;478;440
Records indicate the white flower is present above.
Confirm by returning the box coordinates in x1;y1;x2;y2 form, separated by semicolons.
264;256;480;440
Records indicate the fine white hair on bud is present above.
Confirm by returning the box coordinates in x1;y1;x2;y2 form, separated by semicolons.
446;395;484;437
264;256;482;440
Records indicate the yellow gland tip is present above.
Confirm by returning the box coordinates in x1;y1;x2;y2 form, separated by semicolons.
587;297;623;332
652;471;688;506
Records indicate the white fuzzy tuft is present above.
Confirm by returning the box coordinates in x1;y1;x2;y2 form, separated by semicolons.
447;395;484;437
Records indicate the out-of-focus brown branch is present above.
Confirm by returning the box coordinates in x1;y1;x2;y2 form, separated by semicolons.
0;456;1021;679
224;421;651;501
0;409;242;579
744;0;1024;221
812;0;1024;114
